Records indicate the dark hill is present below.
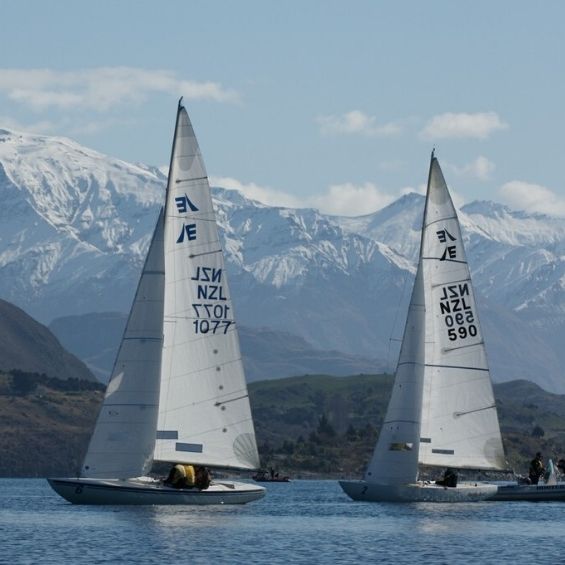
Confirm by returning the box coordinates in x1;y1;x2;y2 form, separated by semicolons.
2;373;565;478
0;299;96;382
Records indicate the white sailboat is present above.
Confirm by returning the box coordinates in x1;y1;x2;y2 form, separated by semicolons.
48;100;265;505
340;153;504;502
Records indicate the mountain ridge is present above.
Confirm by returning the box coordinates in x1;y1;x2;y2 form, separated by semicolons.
0;128;563;391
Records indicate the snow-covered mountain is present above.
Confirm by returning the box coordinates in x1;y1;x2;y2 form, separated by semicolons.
0;128;563;392
0;128;164;321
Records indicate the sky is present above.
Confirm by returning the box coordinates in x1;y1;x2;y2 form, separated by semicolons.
1;0;565;217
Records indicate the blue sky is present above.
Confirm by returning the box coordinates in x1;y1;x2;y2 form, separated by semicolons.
1;0;564;216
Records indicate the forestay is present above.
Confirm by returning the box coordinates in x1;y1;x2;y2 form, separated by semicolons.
418;158;505;470
154;103;260;471
82;211;165;478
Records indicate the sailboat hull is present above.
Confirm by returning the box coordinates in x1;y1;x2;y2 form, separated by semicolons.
48;477;266;505
488;482;565;502
339;480;497;503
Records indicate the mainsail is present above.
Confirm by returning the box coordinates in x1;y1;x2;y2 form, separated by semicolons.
418;157;505;470
364;154;505;485
153;101;260;471
81;210;165;479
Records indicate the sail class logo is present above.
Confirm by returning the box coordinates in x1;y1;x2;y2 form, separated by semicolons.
436;228;457;261
176;223;197;243
175;194;199;243
175;194;199;213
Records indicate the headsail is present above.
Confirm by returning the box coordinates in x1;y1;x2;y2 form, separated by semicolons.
81;210;165;478
418;157;505;470
153;101;260;471
363;265;425;484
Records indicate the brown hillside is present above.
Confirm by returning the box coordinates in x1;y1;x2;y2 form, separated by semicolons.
0;299;96;382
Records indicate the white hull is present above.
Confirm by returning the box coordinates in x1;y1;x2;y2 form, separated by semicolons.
339;480;497;503
489;481;565;502
48;477;266;505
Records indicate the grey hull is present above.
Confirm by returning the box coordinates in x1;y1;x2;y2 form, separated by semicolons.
489;482;565;502
48;477;266;505
339;480;497;503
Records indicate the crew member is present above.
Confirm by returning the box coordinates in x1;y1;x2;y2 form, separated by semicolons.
165;464;196;489
194;466;212;490
528;452;545;485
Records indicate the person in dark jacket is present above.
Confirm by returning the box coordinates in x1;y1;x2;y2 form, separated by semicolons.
528;452;545;485
436;468;458;487
194;466;212;490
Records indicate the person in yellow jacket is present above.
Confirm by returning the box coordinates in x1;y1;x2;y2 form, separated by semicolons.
165;464;196;488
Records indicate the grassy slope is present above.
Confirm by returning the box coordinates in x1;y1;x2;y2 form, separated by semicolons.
1;372;564;478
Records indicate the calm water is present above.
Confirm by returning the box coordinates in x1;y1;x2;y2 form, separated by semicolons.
1;479;563;564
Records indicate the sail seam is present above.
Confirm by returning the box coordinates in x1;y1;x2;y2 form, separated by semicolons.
431;277;471;288
175;176;208;183
160;389;251;413
424;215;458;228
163;357;243;381
454;404;496;417
215;394;249;407
189;249;223;258
422;256;467;264
443;341;484;352
398;361;488;371
155;416;255;437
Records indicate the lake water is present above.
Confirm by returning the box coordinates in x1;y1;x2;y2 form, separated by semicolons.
1;479;563;564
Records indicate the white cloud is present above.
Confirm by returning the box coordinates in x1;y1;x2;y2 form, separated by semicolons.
0;68;238;112
317;110;402;137
451;156;495;181
420;112;507;140
499;181;565;217
210;176;303;209
400;185;426;196
0;115;57;134
211;175;399;216
308;182;395;216
0;113;134;138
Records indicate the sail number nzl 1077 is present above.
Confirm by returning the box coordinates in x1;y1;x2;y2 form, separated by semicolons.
191;267;233;335
438;283;477;342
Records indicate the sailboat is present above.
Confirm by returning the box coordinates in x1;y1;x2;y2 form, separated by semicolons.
48;100;266;505
490;458;565;501
340;153;505;502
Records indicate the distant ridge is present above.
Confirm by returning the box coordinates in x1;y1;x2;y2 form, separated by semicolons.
49;312;385;383
0;299;96;382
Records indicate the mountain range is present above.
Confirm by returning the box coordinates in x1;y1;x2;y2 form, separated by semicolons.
0;128;563;391
48;312;382;383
